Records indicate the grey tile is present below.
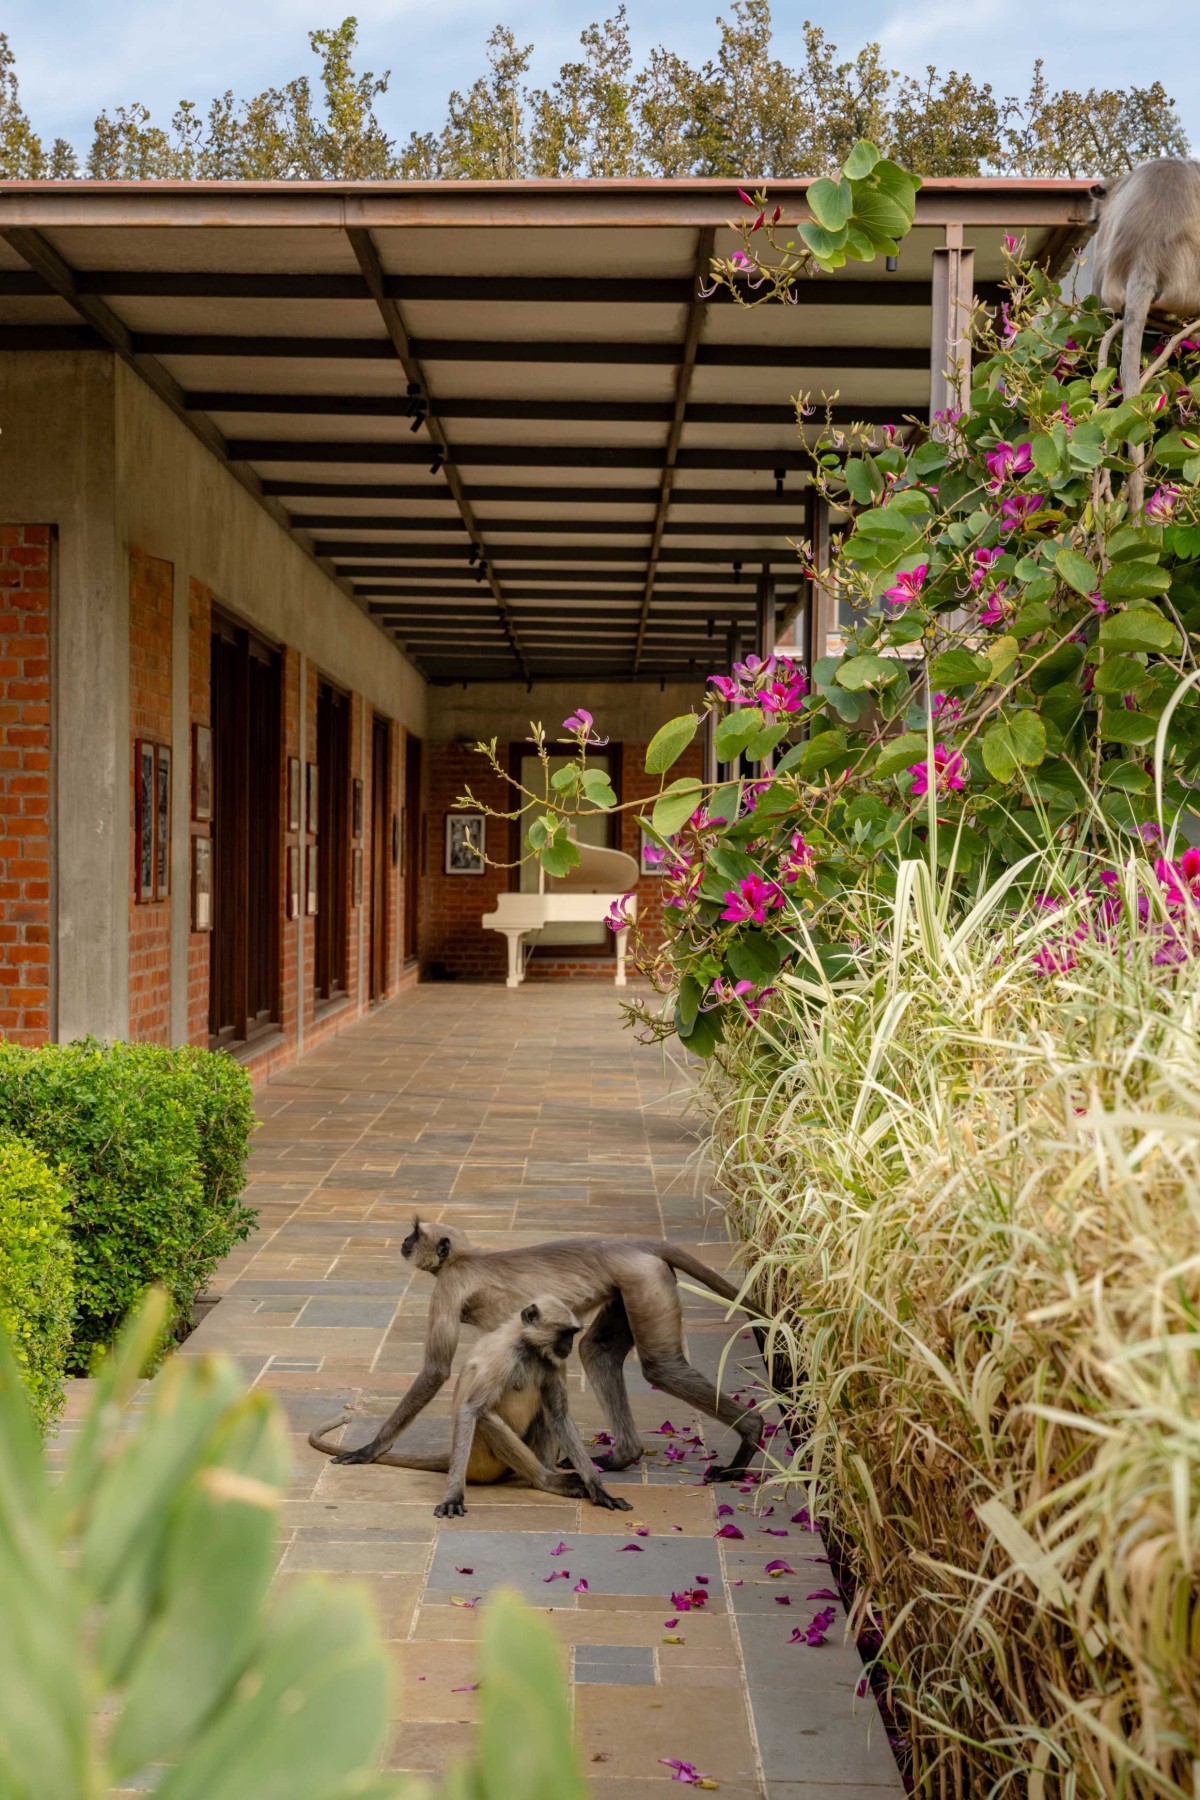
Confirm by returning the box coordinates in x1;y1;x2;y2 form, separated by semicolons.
575;1645;655;1667
297;1299;397;1328
425;1530;720;1603
575;1664;657;1686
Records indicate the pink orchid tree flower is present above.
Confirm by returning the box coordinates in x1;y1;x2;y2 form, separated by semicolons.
720;874;785;925
908;745;966;800
882;564;928;609
984;441;1033;489
561;707;609;746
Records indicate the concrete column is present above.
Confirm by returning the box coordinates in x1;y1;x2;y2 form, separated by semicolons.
930;223;975;420
169;561;190;1043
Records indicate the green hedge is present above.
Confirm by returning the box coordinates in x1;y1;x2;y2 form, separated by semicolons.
0;1134;75;1429
0;1040;257;1371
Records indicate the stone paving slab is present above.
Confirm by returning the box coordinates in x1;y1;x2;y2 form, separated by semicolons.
180;983;903;1799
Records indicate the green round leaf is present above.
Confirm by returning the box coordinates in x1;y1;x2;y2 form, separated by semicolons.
645;714;699;775
841;140;881;180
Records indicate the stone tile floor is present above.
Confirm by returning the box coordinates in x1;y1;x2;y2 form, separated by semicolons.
183;983;903;1798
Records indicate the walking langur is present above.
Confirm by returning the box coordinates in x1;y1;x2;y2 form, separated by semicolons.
1090;158;1200;508
328;1219;758;1482
310;1296;634;1518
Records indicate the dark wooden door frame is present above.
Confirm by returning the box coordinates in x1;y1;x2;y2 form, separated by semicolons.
369;712;390;1000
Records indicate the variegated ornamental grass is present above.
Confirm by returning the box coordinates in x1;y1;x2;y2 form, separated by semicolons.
705;853;1200;1798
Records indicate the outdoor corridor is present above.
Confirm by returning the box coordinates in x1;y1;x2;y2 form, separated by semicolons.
186;983;903;1798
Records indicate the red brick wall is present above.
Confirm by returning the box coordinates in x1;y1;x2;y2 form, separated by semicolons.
417;737;704;983
128;549;173;1043
0;525;52;1044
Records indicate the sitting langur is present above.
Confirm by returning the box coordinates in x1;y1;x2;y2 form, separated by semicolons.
310;1295;633;1519
1090;158;1200;507
329;1219;759;1483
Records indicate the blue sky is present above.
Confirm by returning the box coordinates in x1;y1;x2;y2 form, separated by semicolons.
5;0;1196;155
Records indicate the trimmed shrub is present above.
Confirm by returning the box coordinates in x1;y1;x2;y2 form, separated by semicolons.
0;1040;256;1370
0;1134;74;1429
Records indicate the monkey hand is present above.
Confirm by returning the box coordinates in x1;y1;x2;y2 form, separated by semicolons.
331;1440;382;1465
588;1485;633;1511
434;1494;467;1518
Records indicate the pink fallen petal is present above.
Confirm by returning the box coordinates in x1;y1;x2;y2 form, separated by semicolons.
550;1542;570;1556
619;1544;645;1552
775;1595;791;1605
764;1560;794;1576
454;1566;473;1574
451;1684;478;1693
762;1529;789;1537
635;1526;650;1537
715;1523;744;1540
717;1504;734;1518
542;1570;570;1582
664;1617;679;1629
695;1575;710;1584
807;1589;839;1601
573;1578;589;1593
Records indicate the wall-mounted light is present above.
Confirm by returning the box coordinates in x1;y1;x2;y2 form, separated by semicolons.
886;255;898;273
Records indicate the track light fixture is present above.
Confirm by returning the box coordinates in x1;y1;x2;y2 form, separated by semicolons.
886;255;898;272
429;453;442;475
733;560;743;585
774;467;786;496
707;615;715;638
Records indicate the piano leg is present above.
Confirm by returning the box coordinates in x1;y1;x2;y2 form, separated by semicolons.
614;927;628;987
502;929;526;989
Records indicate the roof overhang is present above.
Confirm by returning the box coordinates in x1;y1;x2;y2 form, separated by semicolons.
0;176;1095;683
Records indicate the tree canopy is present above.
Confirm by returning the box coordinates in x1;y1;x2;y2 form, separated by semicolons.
0;6;1190;182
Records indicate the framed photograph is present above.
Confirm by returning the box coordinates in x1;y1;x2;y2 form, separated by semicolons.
352;846;363;906
640;827;664;876
191;835;212;932
306;762;319;834
155;745;172;901
191;723;212;824
305;843;319;916
287;757;301;833
286;843;300;920
135;739;155;902
352;777;364;838
445;812;486;876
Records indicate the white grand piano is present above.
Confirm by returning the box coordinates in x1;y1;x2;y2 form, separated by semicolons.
482;838;639;988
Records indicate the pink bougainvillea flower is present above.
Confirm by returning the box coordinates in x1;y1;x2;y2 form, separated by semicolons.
999;494;1045;534
978;583;1010;628
1145;483;1182;521
715;1523;745;1540
908;744;966;800
984;441;1033;489
969;546;1002;589
882;564;928;609
720;874;785;925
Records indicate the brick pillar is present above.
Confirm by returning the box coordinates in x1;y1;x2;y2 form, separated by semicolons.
0;525;52;1044
186;578;212;1045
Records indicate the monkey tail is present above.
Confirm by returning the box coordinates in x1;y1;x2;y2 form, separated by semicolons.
1121;268;1157;513
307;1411;450;1472
654;1244;751;1309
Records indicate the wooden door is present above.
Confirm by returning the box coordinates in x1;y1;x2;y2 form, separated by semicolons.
403;735;422;963
369;714;389;1000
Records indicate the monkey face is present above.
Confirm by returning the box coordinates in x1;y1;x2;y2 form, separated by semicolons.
519;1297;582;1362
402;1217;470;1274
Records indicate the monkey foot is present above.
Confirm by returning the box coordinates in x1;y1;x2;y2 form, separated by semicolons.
589;1488;634;1511
703;1460;754;1484
591;1447;644;1473
332;1443;381;1466
434;1496;467;1518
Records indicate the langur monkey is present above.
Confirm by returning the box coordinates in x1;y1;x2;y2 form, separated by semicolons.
310;1295;634;1518
1090;158;1200;508
329;1219;759;1482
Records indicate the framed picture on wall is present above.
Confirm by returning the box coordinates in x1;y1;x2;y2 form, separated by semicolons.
191;835;212;932
155;745;172;901
286;843;300;920
287;757;301;832
192;724;212;823
639;828;665;876
306;762;319;834
445;813;486;875
306;843;319;915
353;846;363;906
135;739;155;902
352;778;364;838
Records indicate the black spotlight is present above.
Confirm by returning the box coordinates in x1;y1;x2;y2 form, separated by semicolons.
733;560;743;585
774;467;786;496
